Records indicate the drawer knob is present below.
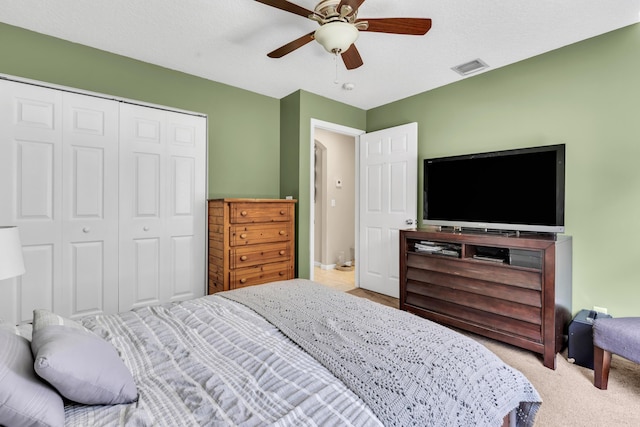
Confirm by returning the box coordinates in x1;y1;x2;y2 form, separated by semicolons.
280;210;285;215
279;250;285;255
82;227;91;233
240;255;248;261
240;210;247;216
279;230;285;235
240;278;247;284
279;271;285;276
143;226;149;231
240;233;247;239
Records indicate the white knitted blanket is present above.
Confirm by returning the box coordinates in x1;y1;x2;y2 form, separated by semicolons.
222;279;541;427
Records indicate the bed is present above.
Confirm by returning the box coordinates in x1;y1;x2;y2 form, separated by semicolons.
0;279;541;427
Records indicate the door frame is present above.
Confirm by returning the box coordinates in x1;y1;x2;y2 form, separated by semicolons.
309;119;365;282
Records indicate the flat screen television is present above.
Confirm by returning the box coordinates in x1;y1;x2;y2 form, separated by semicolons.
423;144;565;234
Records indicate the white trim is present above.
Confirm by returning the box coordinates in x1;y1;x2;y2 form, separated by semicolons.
314;262;337;270
309;119;364;283
0;73;206;117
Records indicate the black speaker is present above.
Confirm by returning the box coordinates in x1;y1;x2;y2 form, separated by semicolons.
568;309;612;369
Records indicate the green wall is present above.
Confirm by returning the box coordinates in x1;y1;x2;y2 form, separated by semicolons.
367;23;640;317
281;90;366;278
0;23;281;199
3;19;640;317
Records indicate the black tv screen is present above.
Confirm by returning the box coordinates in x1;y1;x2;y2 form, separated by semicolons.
423;144;565;233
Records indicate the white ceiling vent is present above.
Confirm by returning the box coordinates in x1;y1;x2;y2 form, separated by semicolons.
452;59;489;76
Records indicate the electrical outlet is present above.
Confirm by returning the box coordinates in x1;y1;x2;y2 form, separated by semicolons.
593;306;608;314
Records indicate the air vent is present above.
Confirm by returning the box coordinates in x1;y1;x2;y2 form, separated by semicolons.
452;59;489;76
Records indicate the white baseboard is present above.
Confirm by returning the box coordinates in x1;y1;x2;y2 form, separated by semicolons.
314;262;337;270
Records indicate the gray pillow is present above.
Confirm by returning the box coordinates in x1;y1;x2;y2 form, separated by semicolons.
0;328;65;427
31;310;138;405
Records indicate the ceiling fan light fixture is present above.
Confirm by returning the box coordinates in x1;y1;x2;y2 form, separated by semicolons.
314;22;359;54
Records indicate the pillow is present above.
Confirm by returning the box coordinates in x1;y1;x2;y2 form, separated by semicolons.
0;321;33;341
32;308;87;332
0;328;65;427
31;309;138;405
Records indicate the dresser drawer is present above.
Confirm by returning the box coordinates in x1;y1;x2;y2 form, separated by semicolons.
230;242;290;269
230;202;292;224
230;223;291;246
230;261;292;289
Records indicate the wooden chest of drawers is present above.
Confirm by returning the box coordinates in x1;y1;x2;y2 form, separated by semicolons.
208;198;296;294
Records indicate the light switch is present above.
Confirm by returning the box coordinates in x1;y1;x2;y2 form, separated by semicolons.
331;199;336;207
335;178;343;188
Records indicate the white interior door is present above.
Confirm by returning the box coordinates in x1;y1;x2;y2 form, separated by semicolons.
61;92;119;319
358;122;417;298
0;81;122;323
118;104;206;312
164;111;206;303
0;80;63;323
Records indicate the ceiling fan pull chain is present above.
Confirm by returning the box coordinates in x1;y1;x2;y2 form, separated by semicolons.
334;52;339;84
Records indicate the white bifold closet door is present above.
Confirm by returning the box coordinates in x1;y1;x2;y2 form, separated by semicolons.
0;79;206;324
118;103;206;312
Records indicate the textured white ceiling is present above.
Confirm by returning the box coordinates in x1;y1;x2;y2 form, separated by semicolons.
1;0;639;109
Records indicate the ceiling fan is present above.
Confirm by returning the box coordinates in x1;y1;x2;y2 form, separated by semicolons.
256;0;432;70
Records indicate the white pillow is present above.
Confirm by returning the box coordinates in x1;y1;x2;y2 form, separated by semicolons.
31;309;138;405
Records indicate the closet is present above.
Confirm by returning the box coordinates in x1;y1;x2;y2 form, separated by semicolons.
0;78;207;324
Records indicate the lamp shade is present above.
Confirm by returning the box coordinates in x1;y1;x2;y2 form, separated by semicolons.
0;226;26;280
314;22;359;54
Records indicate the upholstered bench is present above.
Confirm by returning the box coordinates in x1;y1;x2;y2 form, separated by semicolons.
593;317;640;389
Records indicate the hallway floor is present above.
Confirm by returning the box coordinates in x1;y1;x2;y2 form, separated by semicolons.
313;266;355;292
313;266;399;309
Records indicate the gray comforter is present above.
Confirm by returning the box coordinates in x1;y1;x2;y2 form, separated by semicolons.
222;279;541;427
65;279;541;426
65;292;381;426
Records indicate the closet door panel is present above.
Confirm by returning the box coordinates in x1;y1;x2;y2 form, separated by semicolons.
0;80;63;323
171;236;194;297
61;92;119;319
132;237;161;304
119;105;166;311
119;105;206;311
0;244;57;324
166;112;206;302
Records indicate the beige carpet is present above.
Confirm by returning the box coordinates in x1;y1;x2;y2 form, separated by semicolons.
345;287;640;426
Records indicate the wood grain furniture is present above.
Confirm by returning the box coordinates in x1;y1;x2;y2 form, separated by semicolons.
400;229;572;369
208;198;296;294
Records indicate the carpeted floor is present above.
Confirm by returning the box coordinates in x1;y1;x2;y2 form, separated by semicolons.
345;287;640;426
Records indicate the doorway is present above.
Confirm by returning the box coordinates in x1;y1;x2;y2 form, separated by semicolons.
313;129;356;289
309;120;364;288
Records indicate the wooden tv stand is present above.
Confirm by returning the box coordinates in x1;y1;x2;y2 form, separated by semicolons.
399;229;572;369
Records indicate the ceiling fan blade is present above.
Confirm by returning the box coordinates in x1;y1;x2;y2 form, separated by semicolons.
255;0;314;18
338;0;366;16
341;44;363;70
267;31;316;58
358;18;432;35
